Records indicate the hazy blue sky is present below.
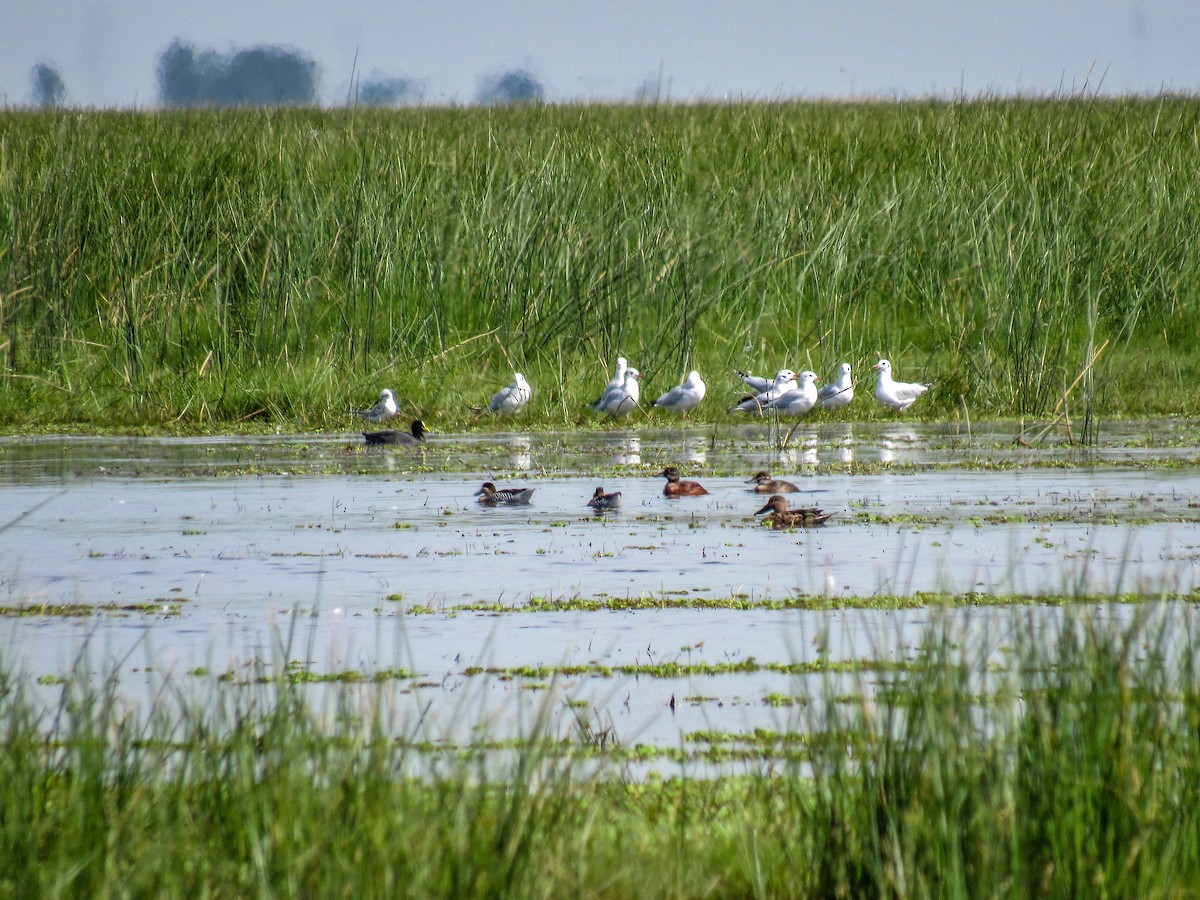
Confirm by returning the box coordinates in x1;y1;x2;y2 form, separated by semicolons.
3;0;1199;107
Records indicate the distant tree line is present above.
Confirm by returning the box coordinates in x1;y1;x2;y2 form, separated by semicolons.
30;63;66;107
18;44;548;108
157;40;319;107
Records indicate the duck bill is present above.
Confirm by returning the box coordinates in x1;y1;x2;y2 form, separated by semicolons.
753;502;773;516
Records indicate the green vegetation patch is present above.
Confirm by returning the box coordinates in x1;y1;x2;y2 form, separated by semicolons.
0;600;189;618
4;100;1200;432
426;589;1189;615
4;608;1200;895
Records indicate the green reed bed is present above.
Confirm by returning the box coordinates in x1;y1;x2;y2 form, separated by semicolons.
3;99;1200;432
3;606;1200;896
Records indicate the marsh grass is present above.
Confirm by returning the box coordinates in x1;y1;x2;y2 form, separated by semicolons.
3;605;1200;895
3;99;1200;431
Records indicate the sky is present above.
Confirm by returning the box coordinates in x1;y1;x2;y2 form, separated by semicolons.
2;0;1199;107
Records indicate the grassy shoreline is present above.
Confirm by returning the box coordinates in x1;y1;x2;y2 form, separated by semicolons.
4;607;1200;895
3;98;1200;431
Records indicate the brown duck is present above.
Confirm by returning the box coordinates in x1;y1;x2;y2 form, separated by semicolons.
660;466;709;497
754;494;832;529
746;471;800;494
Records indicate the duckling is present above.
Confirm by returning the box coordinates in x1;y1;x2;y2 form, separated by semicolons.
745;472;800;494
587;487;622;511
363;419;427;446
475;482;535;505
753;494;832;529
660;466;709;497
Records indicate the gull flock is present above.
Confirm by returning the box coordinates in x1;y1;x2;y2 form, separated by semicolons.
351;354;930;529
355;356;928;438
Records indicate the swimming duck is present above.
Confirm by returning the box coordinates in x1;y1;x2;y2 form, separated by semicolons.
362;419;426;446
734;369;797;413
353;388;399;423
765;370;821;417
652;370;706;415
660;466;709;497
746;472;800;494
475;482;535;505
485;372;533;415
874;359;929;413
591;368;641;417
587;487;622;511
754;494;832;529
818;363;854;410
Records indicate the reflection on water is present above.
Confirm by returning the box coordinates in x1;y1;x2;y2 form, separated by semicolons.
879;426;918;464
683;436;707;466
509;435;532;471
832;424;855;464
613;434;641;466
2;425;1199;770
773;446;798;467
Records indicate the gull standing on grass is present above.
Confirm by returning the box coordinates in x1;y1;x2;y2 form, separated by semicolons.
591;368;641;417
818;363;855;410
734;368;773;394
652;370;706;415
483;372;532;416
766;370;821;417
873;359;929;412
353;388;399;423
734;369;797;413
591;356;627;407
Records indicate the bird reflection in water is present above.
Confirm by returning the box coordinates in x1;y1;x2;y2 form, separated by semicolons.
614;435;641;466
508;434;533;471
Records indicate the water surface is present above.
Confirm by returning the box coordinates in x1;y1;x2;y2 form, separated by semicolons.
3;423;1198;767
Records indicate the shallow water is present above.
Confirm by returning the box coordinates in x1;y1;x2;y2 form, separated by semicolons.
2;422;1199;768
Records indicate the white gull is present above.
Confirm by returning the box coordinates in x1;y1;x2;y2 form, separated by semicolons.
818;363;854;410
734;368;773;394
734;369;797;413
652;370;706;415
591;368;641;417
353;388;399;423
766;370;821;417
487;372;533;415
873;359;929;412
592;355;627;405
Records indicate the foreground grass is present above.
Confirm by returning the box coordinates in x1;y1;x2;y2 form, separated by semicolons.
3;607;1200;896
3;98;1200;432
